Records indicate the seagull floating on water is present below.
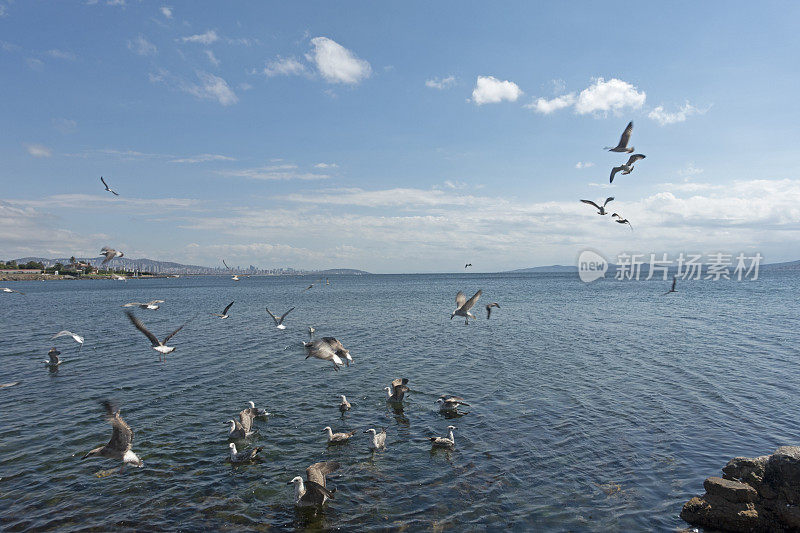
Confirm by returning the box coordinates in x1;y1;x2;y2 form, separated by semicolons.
437;396;470;413
451;290;482;324
385;378;410;404
2;287;25;295
51;330;84;349
100;176;119;196
228;442;262;464
485;302;500;319
580;197;615;215
605;121;635;153
100;247;123;265
611;213;633;231
308;326;315;338
45;347;61;367
339;395;351;412
430;425;457;449
323;426;355;444
122;300;164;310
364;428;387;450
266;306;294;329
610;154;646;183
288;461;339;508
664;276;678;295
245;400;269;418
83;400;143;469
226;407;256;439
125;310;193;362
212;301;234;319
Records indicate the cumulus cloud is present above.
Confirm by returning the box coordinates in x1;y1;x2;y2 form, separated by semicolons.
575;77;646;115
160;6;172;18
181;30;218;45
0;202;99;258
128;35;157;56
307;37;371;85
425;75;456;90
181;71;238;106
526;93;576;114
25;144;52;158
470;75;522;105
648;101;706;126
261;56;307;77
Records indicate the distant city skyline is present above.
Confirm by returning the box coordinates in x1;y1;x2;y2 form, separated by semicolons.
2;2;800;273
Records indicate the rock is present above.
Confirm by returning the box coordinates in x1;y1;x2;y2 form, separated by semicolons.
681;447;800;532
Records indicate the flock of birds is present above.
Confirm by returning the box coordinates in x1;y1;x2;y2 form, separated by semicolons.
580;121;647;230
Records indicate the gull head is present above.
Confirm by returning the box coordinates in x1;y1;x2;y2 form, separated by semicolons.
228;442;237;452
340;395;347;401
248;401;255;408
448;425;456;431
322;426;332;433
364;428;376;435
287;476;303;485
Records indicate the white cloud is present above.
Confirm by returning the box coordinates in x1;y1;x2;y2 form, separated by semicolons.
182;71;238;106
7;194;199;212
45;49;76;60
169;153;235;164
525;93;576;114
575;162;595;169
216;164;329;181
575;77;646;115
53;118;77;134
128;35;157;56
205;49;219;66
308;37;371;85
25;144;52;158
160;6;172;18
261;56;306;77
470;75;522;105
648;101;706;126
0;5;7;17
26;57;44;71
314;163;337;169
0;202;100;258
425;75;456;90
181;30;218;45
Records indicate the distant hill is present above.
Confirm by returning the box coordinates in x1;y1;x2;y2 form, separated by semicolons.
507;265;577;273
315;268;370;275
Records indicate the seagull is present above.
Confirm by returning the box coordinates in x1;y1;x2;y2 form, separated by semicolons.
45;347;61;367
339;395;351;412
610;154;646;183
287;462;339;508
303;337;349;371
244;400;269;418
385;378;410;403
303;283;314;291
222;259;242;281
100;247;124;265
83;400;143;469
364;428;387;450
322;337;352;366
611;213;633;231
580;197;615;215
266;307;294;329
100;176;119;196
122;300;164;310
322;426;356;444
485;302;500;319
212;301;234;319
125;310;193;362
1;287;25;295
226;408;256;439
308;326;316;339
437;396;470;413
605;121;635;153
664;276;678;295
429;425;457;449
0;382;20;389
464;263;472;269
451;289;482;324
228;442;263;464
51;330;84;348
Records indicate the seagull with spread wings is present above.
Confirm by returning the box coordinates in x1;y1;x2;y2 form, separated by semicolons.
212;301;234;319
122;299;163;310
611;213;634;231
125;310;193;362
266;306;294;329
664;276;678;295
485;302;500;319
605;121;635;153
287;461;340;508
451;289;482;324
83;400;143;469
580;197;615;215
52;330;84;351
100;176;119;196
100;247;124;265
610;154;646;183
1;287;25;295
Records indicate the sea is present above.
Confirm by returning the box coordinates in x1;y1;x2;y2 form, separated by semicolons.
1;271;798;531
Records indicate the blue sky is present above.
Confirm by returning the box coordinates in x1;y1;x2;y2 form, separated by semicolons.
2;1;800;272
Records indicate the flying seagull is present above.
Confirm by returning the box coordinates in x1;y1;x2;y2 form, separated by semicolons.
266;306;294;329
228;442;263;464
339;395;351;412
605;121;635;153
385;378;410;403
222;259;242;281
322;426;356;444
303;337;350;371
212;301;234;319
287;461;340;508
611;213;633;231
464;263;472;269
664;276;678;295
83;400;143;469
364;428;387;450
1;287;25;295
122;300;164;310
125;310;193;362
100;176;119;196
45;347;61;367
429;425;457;449
580;197;615;215
437;396;470;413
226;407;256;439
303;283;314;291
52;330;84;346
485;302;500;319
451;289;482;324
610;154;646;183
100;247;124;265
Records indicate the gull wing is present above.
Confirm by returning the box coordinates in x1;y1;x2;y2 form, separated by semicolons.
146;300;165;305
610;166;623;183
307;461;339;487
603;197;615;207
618;121;633;149
580;199;601;210
122;302;143;308
100;176;109;188
671;276;677;291
52;330;83;343
460;289;482;311
626;154;646;165
125;311;161;347
102;400;133;453
163;315;195;344
221;301;234;315
238;408;254;434
455;291;466;308
280;307;295;322
265;307;280;326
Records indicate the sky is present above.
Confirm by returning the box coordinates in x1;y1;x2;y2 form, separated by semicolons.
2;1;800;273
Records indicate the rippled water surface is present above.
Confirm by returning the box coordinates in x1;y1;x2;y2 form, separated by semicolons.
1;272;799;531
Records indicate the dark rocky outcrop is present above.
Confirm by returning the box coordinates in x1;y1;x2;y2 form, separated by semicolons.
681;446;800;532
